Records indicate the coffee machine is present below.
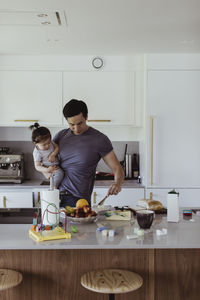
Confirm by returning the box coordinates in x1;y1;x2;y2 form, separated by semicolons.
0;148;25;183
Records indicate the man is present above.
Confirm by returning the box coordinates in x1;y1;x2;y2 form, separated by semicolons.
53;99;124;207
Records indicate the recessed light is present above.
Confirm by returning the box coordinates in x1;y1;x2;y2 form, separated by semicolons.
41;21;51;25
37;14;48;18
46;39;61;42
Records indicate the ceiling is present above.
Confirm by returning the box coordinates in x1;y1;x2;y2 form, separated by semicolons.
0;0;199;55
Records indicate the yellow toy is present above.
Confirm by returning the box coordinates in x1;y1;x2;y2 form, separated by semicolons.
29;226;71;242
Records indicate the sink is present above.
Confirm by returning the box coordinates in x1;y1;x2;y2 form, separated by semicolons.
0;208;41;224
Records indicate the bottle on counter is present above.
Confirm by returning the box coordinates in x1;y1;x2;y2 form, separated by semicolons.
132;153;139;180
167;189;180;222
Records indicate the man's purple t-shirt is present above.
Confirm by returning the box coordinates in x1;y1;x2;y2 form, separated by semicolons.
53;127;113;201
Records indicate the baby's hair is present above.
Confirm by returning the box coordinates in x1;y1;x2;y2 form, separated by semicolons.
29;123;51;144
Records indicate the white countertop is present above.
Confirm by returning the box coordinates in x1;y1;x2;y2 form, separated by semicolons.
0;213;200;250
0;179;144;189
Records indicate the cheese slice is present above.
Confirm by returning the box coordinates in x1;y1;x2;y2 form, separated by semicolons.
104;210;131;221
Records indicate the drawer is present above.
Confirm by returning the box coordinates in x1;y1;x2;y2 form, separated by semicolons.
0;191;33;208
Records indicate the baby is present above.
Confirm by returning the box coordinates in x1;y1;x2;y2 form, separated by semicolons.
30;123;64;188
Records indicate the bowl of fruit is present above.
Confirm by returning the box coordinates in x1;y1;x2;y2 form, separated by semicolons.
65;199;98;224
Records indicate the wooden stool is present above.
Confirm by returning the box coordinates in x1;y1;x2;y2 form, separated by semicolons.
0;269;23;291
81;269;143;300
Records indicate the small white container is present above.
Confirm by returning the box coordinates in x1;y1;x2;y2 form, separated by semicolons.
167;193;179;222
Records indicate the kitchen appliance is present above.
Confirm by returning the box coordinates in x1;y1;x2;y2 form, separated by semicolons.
0;150;25;183
95;144;128;181
95;172;114;180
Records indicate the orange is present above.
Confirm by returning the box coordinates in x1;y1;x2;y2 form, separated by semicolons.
76;198;89;208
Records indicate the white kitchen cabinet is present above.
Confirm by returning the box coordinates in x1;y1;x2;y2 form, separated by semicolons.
63;71;139;126
91;187;144;207
146;70;200;187
0;191;33;208
0;71;62;126
146;188;200;208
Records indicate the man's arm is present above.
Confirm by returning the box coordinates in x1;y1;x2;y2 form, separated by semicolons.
102;150;124;196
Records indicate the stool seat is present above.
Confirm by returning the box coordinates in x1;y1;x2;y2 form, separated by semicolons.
0;269;23;291
81;269;143;294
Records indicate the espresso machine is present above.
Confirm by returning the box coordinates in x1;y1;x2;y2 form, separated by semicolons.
0;148;25;183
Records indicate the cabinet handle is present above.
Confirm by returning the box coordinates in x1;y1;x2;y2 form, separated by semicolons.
88;120;111;122
14;120;39;122
3;196;6;208
150;116;154;185
149;192;153;200
93;192;96;205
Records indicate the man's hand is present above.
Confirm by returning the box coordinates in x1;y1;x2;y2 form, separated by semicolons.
107;183;122;196
48;153;56;163
102;150;124;196
47;165;59;173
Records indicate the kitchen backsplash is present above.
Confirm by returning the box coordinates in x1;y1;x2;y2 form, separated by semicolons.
0;141;139;180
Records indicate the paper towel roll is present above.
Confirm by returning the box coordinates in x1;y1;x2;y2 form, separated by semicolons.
41;189;60;226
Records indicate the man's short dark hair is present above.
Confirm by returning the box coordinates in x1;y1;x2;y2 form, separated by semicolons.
63;99;88;119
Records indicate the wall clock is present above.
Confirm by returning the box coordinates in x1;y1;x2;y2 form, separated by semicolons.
92;57;104;69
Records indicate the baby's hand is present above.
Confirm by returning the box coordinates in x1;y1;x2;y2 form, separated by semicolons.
48;153;56;163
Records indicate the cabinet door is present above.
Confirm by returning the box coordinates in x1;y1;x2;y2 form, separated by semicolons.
147;71;200;187
0;191;33;208
146;188;200;207
92;187;144;207
63;71;136;125
0;71;62;126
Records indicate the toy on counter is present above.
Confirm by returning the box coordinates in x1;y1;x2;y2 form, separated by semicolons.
71;225;78;233
29;206;71;242
29;177;71;242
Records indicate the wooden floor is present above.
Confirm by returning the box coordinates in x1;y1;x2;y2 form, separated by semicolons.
0;249;199;300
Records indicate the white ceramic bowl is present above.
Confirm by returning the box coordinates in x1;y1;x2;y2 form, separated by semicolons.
67;215;97;224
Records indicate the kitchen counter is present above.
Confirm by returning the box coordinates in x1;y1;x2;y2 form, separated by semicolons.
0;179;45;189
1;213;200;300
0;179;144;189
0;213;199;250
94;179;144;188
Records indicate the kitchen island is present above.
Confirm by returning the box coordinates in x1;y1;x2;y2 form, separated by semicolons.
0;214;200;300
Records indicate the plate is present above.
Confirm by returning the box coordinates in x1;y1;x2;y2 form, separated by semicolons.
67;216;97;224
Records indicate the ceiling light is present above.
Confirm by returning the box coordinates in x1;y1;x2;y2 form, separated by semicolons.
41;21;51;25
37;14;48;18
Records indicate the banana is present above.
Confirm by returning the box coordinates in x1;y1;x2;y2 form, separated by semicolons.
65;206;76;214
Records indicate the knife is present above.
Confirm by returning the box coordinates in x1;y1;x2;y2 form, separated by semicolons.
98;195;109;206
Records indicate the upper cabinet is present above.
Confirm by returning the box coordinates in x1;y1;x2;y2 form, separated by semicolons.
63;71;142;126
0;71;62;126
0;55;144;128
